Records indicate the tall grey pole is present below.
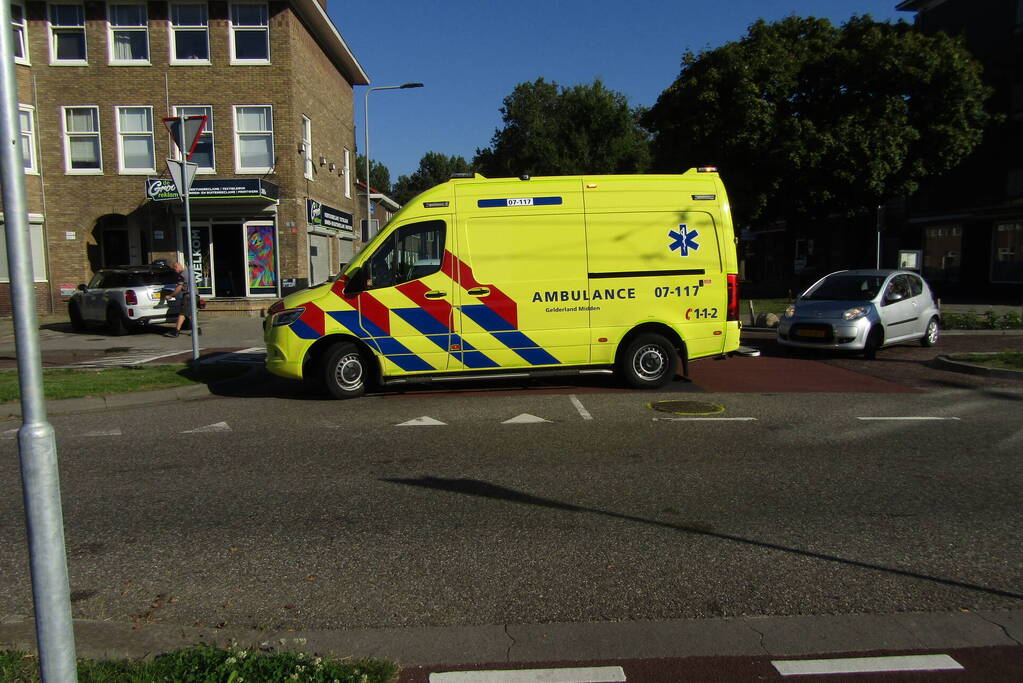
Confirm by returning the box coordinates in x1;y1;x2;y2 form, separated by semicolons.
177;125;200;362
0;1;78;680
363;83;423;244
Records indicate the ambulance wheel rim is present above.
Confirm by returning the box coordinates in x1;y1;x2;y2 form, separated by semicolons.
335;352;364;391
634;344;669;380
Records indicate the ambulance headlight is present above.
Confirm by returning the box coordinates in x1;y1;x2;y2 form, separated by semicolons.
271;307;305;326
843;306;869;321
784;304;796;318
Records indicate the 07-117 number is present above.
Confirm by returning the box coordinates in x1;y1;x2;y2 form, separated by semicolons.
654;284;701;298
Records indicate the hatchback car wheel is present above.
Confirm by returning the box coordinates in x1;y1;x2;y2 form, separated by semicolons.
921;316;939;347
69;302;86;331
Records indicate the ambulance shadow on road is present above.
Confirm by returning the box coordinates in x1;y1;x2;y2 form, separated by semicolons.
383;476;1023;603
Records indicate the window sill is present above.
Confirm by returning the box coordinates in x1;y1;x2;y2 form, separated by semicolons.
119;169;157;175
15;58;30;67
50;60;89;67
236;168;273;175
229;59;271;66
65;169;104;175
170;59;212;66
109;60;152;66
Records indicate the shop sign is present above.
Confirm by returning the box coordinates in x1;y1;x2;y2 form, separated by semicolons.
307;199;353;233
146;178;280;202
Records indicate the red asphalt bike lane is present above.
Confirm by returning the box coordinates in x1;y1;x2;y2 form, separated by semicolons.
686;355;920;393
399;645;1023;682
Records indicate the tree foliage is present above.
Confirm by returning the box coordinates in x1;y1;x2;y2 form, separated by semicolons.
391;152;474;205
355;154;392;195
474;78;650;177
642;16;993;223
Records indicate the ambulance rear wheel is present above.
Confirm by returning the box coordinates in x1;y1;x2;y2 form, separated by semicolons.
619;333;676;389
324;342;367;399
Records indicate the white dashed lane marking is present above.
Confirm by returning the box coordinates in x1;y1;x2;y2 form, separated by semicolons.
430;666;626;682
772;654;963;676
857;416;961;421
569;394;593;420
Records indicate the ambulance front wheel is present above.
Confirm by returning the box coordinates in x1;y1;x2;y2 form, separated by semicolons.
619;333;677;390
324;342;367;399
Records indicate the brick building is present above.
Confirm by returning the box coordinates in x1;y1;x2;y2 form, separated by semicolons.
3;0;368;316
896;0;1023;301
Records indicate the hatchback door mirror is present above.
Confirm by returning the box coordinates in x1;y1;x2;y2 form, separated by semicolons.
885;290;904;303
77;283;88;292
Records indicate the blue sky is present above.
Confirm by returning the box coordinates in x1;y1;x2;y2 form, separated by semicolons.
332;1;910;183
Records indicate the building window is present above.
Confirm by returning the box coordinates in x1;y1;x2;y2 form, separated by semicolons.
229;2;269;63
992;222;1023;283
923;225;961;283
48;3;87;64
117;106;155;173
62;106;102;173
343;148;351;199
302;116;312;179
19;106;38;174
234;105;274;173
12;2;29;64
173;105;215;171
170;2;209;63
0;217;47;282
108;3;149;63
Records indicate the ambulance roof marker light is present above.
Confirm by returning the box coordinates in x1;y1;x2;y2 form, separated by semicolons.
520;175;531;181
697;166;718;173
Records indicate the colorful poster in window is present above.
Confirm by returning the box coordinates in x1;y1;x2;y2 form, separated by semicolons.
246;222;277;294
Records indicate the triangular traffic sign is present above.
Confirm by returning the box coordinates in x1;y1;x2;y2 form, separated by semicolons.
162;115;208;160
166;158;198;197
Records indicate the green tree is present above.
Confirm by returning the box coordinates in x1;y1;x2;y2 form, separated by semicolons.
355;154;392;195
642;16;993;224
474;78;650;177
392;152;473;205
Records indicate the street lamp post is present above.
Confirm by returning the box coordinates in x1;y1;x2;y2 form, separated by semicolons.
363;82;423;242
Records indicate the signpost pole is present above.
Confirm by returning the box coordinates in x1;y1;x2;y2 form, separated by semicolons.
0;2;78;680
170;120;201;362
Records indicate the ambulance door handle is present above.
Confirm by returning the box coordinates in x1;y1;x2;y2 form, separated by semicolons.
467;287;490;297
424;290;447;299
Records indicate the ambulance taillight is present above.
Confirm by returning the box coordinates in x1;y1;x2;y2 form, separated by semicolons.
726;274;740;321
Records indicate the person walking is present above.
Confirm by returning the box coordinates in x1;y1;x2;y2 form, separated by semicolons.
163;262;191;338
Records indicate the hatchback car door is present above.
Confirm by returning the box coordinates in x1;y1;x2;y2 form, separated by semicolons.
879;274;918;342
81;273;107;321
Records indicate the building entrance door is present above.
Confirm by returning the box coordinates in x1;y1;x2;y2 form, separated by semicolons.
212;224;245;297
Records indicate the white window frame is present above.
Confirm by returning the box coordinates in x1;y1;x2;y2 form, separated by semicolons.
169;2;210;64
302;115;312;179
19;105;38;175
61;105;103;174
343;147;351;199
48;2;88;65
173;105;215;173
107;2;150;65
116;105;156;174
228;1;270;65
233;105;274;174
0;215;48;283
12;2;29;65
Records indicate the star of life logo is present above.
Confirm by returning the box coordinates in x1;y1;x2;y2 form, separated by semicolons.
668;224;700;256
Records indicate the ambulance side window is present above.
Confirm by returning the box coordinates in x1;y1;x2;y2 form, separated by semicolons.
364;220;445;290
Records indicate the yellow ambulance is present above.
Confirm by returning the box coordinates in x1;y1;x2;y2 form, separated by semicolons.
264;169;741;398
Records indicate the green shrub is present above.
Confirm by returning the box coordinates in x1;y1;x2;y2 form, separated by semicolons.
942;310;1023;330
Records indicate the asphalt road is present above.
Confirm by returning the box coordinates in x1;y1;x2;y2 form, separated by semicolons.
1;377;1021;634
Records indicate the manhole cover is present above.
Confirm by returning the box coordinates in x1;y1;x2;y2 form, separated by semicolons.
649;400;725;415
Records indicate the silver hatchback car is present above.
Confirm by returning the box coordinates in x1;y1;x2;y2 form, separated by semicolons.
777;269;941;358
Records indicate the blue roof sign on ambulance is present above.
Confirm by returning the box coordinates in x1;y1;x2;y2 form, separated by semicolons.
478;196;563;208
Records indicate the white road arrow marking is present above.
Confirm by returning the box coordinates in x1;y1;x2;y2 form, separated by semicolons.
183;421;232;433
396;416;446;426
502;413;551;424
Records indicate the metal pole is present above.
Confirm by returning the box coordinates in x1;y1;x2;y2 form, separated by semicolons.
875;204;883;269
177;124;200;362
0;1;78;679
363;83;423;245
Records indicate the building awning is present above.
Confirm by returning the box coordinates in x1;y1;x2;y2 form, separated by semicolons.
145;178;280;203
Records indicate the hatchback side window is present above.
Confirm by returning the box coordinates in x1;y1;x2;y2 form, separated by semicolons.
88;273;104;288
907;275;923;297
883;276;910;304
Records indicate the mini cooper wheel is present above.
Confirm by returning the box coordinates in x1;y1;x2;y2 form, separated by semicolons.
324;342;367;399
618;333;677;389
921;316;939;347
106;306;128;336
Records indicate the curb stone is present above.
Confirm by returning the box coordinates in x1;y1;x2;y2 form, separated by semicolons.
0;610;1021;668
0;383;211;420
935;354;1023;380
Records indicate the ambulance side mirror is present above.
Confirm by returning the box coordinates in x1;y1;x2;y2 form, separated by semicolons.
344;267;367;295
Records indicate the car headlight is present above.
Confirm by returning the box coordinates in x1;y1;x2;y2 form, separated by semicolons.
843;306;869;321
271;307;305;326
784;304;796;318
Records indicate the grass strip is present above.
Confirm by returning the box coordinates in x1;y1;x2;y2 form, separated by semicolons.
0;364;253;403
948;351;1023;371
0;646;400;682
